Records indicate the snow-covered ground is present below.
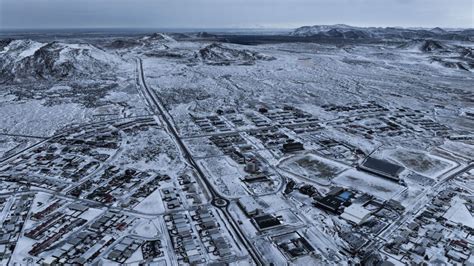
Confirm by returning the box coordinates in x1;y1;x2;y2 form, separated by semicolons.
133;189;166;215
279;152;349;185
382;148;457;178
333;169;406;200
0;30;472;265
443;196;474;229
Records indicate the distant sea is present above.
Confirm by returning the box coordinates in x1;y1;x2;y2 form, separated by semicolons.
0;28;291;40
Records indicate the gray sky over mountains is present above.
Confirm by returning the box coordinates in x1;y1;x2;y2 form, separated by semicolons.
0;0;472;29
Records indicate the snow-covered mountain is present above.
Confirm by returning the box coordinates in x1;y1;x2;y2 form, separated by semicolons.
0;39;122;82
194;43;275;65
0;38;13;50
291;24;366;36
290;25;472;41
196;32;218;38
399;39;448;52
107;33;175;50
142;33;176;43
430;27;446;34
397;39;473;71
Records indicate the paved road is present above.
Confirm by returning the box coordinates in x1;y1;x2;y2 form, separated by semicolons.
0;132;48;139
0;134;64;166
136;58;264;265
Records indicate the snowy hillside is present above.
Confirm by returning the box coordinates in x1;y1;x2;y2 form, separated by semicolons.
291;24;472;41
0;39;123;82
195;43;275;65
107;32;175;50
397;39;474;70
291;24;373;38
399;39;448;52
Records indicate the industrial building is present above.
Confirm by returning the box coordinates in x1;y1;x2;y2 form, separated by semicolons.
358;157;404;181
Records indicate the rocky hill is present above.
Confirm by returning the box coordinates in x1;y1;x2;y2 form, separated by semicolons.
0;39;122;82
195;43;275;65
396;39;473;71
399;39;448;52
107;33;175;50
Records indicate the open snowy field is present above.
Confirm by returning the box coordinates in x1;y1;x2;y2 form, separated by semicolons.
333;169;406;200
279;152;349;184
198;156;248;198
385;148;457;178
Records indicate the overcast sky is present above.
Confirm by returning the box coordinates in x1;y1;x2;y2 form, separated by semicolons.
0;0;472;29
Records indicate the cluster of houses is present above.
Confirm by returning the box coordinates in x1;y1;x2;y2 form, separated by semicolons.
384;186;474;264
245;111;272;127
330;114;407;139
325;102;451;139
141;240;164;260
191;115;232;133
107;237;144;263
178;174;203;206
259;105;317;127
249;128;304;154
0;195;33;265
122;174;170;208
209;133;253;164
40;210;134;265
310;137;364;165
164;206;235;264
191;207;234;259
0;124;120;191
86;167;152;204
1;117;160;194
165;211;204;264
322;102;389;114
162;187;184;210
26;203;88;244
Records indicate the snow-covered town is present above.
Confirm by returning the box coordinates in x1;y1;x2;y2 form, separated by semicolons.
0;19;473;266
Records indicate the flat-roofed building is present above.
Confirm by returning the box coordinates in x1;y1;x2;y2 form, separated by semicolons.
340;204;372;225
359;157;404;181
238;196;262;217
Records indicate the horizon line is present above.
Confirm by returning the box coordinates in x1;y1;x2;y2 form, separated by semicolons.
1;24;472;32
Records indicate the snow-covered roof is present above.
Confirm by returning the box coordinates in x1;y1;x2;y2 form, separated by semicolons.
340;204;372;225
238;196;262;216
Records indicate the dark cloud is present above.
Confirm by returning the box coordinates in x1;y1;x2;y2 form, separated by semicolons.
0;0;472;29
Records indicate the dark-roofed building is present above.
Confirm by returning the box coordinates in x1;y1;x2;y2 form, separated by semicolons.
68;203;88;212
253;214;282;230
359;157;404;181
315;195;345;214
315;188;353;213
282;142;304;153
